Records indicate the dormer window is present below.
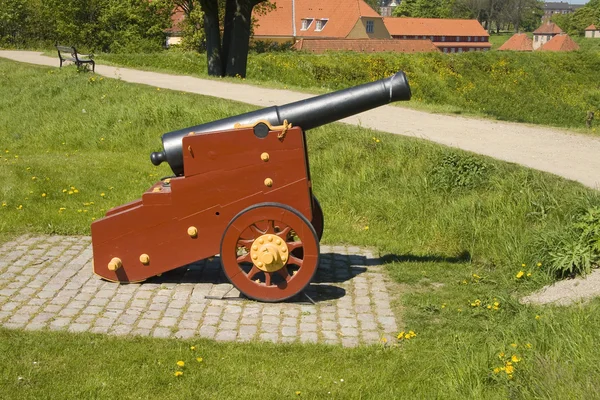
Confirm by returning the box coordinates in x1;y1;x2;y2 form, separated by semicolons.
315;19;328;32
366;20;374;33
301;18;314;31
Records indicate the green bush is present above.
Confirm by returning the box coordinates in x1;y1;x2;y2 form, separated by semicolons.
543;207;600;277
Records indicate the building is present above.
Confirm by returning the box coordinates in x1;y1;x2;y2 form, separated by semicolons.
498;33;534;51
585;24;600;38
542;2;583;23
252;0;390;43
383;17;491;53
379;0;399;17
532;21;563;50
539;33;580;51
292;38;439;53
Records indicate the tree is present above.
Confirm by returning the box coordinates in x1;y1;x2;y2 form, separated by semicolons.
392;0;455;18
172;0;273;78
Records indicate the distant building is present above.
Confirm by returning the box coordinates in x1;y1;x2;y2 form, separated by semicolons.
532;21;563;50
498;33;533;51
585;24;600;38
539;33;580;51
292;38;439;53
252;0;390;43
542;2;583;23
379;0;399;17
383;17;491;53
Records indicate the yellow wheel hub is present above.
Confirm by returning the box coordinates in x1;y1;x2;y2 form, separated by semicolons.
250;234;289;272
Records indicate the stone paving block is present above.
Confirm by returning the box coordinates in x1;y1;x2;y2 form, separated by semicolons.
0;235;399;347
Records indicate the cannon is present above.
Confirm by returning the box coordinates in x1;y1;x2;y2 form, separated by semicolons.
91;72;411;302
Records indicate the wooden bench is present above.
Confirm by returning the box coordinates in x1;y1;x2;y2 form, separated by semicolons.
56;45;95;72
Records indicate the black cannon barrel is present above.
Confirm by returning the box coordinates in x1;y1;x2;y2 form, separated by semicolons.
150;71;411;176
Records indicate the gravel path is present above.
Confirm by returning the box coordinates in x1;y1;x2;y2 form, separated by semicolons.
1;50;599;189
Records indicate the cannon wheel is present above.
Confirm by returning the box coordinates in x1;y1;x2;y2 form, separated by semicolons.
311;195;324;241
220;203;320;302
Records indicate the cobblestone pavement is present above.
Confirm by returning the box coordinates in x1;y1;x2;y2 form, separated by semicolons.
0;235;399;346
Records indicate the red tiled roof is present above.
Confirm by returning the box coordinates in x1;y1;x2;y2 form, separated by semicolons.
293;38;440;53
383;17;488;37
539;34;580;51
533;22;563;34
253;0;382;39
585;24;597;30
498;33;533;51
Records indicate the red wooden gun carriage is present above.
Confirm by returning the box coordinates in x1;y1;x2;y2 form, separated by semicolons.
91;72;411;302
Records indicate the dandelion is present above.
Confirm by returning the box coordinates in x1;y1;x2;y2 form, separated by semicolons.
364;226;369;230
380;336;388;343
472;273;481;279
493;367;501;374
515;271;524;279
68;191;73;195
526;272;532;277
526;343;532;349
59;207;66;212
535;315;541;320
505;365;514;374
74;189;79;194
100;193;105;197
190;346;196;351
397;331;405;339
498;352;505;359
31;176;37;180
62;189;67;193
510;343;518;348
295;391;301;395
511;355;521;363
174;371;183;377
196;357;203;363
537;262;542;267
2;202;6;207
176;361;185;367
441;303;446;309
41;193;46;197
521;263;526;267
17;204;23;210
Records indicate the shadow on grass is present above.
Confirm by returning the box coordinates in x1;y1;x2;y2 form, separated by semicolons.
376;250;471;265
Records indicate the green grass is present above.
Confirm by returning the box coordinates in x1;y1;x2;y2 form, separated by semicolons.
2;58;600;398
89;47;600;133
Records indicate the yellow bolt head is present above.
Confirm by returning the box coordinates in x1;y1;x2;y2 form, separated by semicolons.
261;152;270;162
281;247;287;253
257;261;263;267
252;245;258;251
187;226;198;238
252;254;258;260
259;238;264;244
108;257;122;271
276;239;281;245
139;254;150;265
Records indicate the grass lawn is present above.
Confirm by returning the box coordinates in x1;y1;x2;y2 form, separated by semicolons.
1;58;600;399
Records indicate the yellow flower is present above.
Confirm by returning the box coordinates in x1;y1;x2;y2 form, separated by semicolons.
31;176;37;180
505;365;514;374
74;189;79;194
493;367;500;374
526;343;532;349
510;343;518;348
68;191;73;195
364;226;369;230
521;263;526;267
1;202;6;207
537;262;542;267
174;371;183;377
176;361;185;367
397;331;405;340
380;336;388;343
515;271;524;279
190;346;196;351
535;315;541;320
511;355;521;363
295;391;301;396
498;352;505;359
100;193;105;197
196;357;203;362
62;189;67;193
41;193;46;197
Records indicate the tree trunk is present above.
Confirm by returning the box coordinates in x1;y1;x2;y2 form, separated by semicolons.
200;0;222;76
222;0;257;77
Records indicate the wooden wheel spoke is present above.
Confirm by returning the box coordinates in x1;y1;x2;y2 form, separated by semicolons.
288;255;303;267
237;238;255;248
236;253;252;264
265;220;276;234
249;223;265;236
275;226;292;239
264;272;272;286
286;241;303;251
246;265;261;281
276;267;291;282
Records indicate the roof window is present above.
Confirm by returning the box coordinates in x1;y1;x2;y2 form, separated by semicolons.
301;18;313;31
315;19;328;32
366;20;374;34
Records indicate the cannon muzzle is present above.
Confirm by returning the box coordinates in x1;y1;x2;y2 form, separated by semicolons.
151;71;411;175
